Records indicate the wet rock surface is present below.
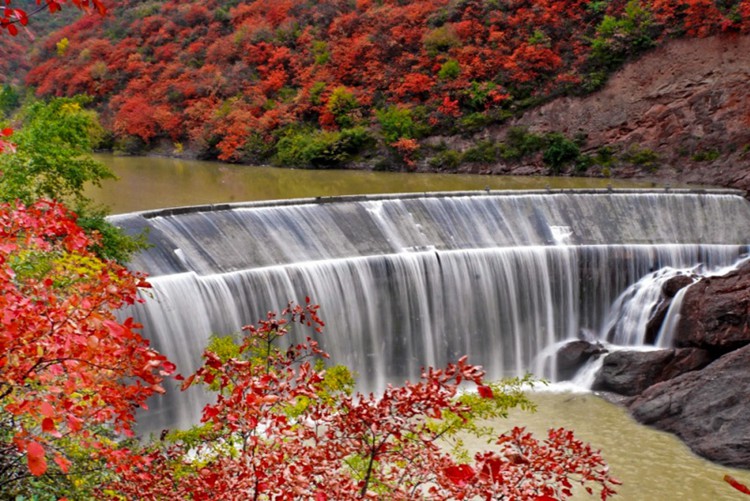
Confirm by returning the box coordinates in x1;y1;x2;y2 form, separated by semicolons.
628;345;750;469
591;262;750;468
556;340;607;381
592;348;711;396
673;260;750;351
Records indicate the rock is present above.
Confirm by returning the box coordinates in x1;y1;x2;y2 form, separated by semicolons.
628;344;750;468
662;274;694;298
643;274;694;344
673;260;750;351
556;340;607;381
592;348;711;396
441;36;750;193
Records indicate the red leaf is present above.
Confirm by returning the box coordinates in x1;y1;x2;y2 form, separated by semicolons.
477;385;494;399
54;454;72;473
1;128;12;137
40;401;55;418
26;441;47;476
443;464;475;486
42;418;56;434
7;24;18;36
315;491;327;501
724;475;750;495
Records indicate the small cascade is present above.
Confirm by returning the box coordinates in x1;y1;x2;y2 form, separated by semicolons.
599;266;696;346
111;190;750;432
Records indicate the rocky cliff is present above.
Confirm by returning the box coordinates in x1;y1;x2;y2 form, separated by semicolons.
447;35;750;193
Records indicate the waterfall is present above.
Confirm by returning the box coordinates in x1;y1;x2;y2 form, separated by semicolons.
111;190;750;432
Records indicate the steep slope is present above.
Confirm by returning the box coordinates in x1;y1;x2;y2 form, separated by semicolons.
449;35;750;191
21;0;750;174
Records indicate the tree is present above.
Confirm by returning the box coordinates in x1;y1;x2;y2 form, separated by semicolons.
0;199;173;499
0;96;146;262
104;300;619;500
1;0;106;36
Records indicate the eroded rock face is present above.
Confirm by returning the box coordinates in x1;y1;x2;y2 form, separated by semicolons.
592;348;711;396
673;260;750;351
441;35;750;192
628;344;750;468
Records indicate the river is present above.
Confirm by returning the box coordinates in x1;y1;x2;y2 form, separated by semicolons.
89;154;750;500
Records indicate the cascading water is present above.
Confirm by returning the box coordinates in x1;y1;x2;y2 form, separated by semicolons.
110;190;750;433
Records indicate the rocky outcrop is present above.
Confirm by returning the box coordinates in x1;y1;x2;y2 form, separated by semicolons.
673;260;750;351
592;348;711;396
590;261;750;468
628;345;750;468
447;35;750;193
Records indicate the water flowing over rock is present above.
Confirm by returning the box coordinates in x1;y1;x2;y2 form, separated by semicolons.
555;340;607;381
588;260;750;468
111;190;750;434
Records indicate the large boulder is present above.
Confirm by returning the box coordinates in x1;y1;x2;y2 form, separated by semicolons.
592;348;711;396
628;344;750;468
556;340;607;381
673;260;750;351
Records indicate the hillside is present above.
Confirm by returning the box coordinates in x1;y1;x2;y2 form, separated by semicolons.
17;0;750;185
449;34;750;190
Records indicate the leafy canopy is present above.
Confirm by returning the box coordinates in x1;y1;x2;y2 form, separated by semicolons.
103;300;620;500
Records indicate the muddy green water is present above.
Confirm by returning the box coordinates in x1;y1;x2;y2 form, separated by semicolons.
89;154;750;499
89;154;663;214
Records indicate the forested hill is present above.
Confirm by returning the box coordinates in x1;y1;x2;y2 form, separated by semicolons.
18;0;750;172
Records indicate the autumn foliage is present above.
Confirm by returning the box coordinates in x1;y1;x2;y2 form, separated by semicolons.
103;300;620;500
17;0;750;164
0;200;171;494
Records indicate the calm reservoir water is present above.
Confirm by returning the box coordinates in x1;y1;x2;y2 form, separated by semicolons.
90;154;750;499
90;154;662;214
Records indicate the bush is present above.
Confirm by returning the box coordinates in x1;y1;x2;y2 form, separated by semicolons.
502;127;546;160
275;126;372;168
438;59;461;80
463;140;499;163
429;148;462;170
543;133;581;174
621;144;659;170
101;302;620;500
376;105;418;144
588;0;658;72
691;148;720;162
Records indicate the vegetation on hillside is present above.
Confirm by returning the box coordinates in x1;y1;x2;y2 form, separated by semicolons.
16;0;750;168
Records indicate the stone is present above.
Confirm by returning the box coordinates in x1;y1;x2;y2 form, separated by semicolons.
643;274;694;344
555;340;607;381
628;344;750;468
592;348;711;396
673;260;750;351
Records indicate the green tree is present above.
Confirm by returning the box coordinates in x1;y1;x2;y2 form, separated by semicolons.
0;97;145;262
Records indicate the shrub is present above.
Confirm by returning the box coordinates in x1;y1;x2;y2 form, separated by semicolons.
275;126;372;168
429;148;462;169
543;133;581;174
463;140;499;163
438;59;461;80
376;105;418;144
102;302;620;500
621;144;659;170
691;148;720;162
